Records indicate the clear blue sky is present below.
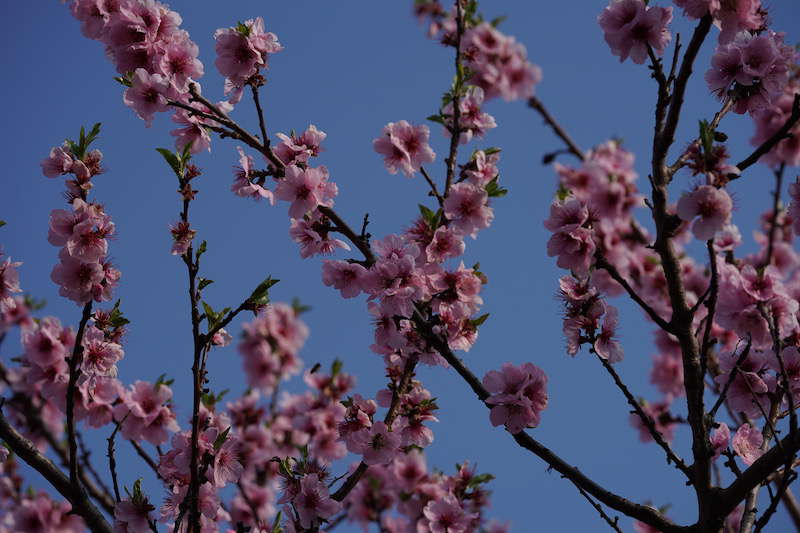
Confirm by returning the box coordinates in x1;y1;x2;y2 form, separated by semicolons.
2;1;800;531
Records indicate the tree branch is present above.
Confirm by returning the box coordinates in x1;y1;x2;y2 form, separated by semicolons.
527;96;585;161
731;94;800;177
0;407;113;533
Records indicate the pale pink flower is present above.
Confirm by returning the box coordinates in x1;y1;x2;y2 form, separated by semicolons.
598;0;673;64
274;124;327;165
293;473;341;529
393;450;427;492
676;185;733;240
373;120;435;177
710;422;730;460
732;423;764;465
50;250;104;305
594;305;624;362
356;421;401;465
114;497;155;533
483;362;548;434
426;226;465;263
231;146;274;203
423;494;476;533
41;145;74;178
443;182;493;237
123;68;172;127
169;220;196;256
443;86;497;144
274;164;336;218
321;260;367;298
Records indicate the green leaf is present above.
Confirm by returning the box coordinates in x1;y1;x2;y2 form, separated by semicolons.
202;301;219;328
180;142;193;166
292;298;311;315
155;373;174;388
248;276;279;306
331;359;343;377
108;299;130;328
484;177;508;198
490;15;507;27
0;220;5;228
467;472;495;489
196;240;207;261
156;148;182;177
471;313;490;327
213;427;231;451
419;204;436;223
270;511;283;533
426;114;445;125
198;278;214;291
113;75;133;88
23;294;46;311
483;147;501;156
235;21;252;36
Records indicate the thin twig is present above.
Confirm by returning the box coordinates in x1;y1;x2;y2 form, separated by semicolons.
420;166;444;206
443;0;464;196
527;96;584;161
731;94;800;177
107;422;123;502
574;483;624;533
708;338;752;420
594;353;691;478
763;163;786;269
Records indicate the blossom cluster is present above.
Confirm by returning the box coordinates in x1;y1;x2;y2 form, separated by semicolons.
706;30;796;114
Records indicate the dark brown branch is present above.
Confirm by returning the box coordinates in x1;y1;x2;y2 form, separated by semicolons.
318;206;376;265
250;82;269;145
0;408;113;533
763;163;787;269
594;353;691;478
66;302;93;490
106;423;122;502
754;472;798;532
331;355;419;502
708;338;751;420
574;483;624;533
594;254;673;333
443;0;464;196
527;96;584;161
128;438;163;481
700;239;720;378
410;313;685;532
732;94;800;176
420;166;444;206
77;431;113;502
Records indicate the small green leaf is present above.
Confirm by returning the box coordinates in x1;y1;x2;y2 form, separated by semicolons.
331;359;343;377
155;374;174;388
270;510;283;533
198;278;214;291
292;298;311;315
490;15;507;27
108;299;130;328
113;75;133;87
467;472;495;489
485;177;508;198
196;240;207;261
235;21;252;36
471;313;490;327
426;114;445;125
202;301;218;327
248;276;279;306
213;427;231;451
156;148;182;177
0;220;5;228
419;204;436;223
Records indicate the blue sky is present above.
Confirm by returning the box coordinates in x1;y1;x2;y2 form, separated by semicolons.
2;1;800;531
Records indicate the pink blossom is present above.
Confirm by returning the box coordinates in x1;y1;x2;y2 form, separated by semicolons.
274;124;327;165
676;185;732;240
114;381;179;446
114;497;155;533
710;422;730;460
169;220;196;255
426;226;465;263
393;450;427;492
483;362;548;434
373;120;436;177
732;423;764;465
289;213;350;258
423;494;476;533
461;22;541;101
0;256;21;299
443;182;493;238
354;421;401;465
630;397;677;443
598;0;673;64
442;86;497;144
594;305;624;362
50;249;104;305
321;260;367;298
41;145;74;178
81;325;124;377
214;17;282;100
274;164;336;218
293;473;341;529
123;68;172;127
231;146;274;203
547;225;596;275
